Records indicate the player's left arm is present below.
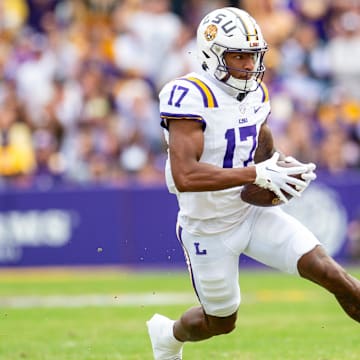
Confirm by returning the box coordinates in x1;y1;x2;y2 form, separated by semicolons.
254;121;278;163
254;121;316;189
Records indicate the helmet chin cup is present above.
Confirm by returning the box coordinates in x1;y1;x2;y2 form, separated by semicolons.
225;75;257;93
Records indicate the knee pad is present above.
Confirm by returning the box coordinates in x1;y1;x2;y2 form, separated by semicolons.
197;272;240;317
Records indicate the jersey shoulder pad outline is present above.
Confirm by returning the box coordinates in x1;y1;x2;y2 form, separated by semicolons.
256;80;270;103
176;75;219;109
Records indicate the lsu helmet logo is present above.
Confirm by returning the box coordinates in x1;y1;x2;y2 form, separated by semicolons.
204;24;218;41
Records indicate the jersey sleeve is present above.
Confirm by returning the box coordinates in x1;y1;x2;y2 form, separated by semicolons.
159;76;219;131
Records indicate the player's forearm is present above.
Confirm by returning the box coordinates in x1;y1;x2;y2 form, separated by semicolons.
172;163;257;192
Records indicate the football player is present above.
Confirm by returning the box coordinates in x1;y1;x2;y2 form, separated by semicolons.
147;7;360;360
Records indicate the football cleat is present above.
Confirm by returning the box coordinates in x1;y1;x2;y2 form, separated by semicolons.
147;313;183;360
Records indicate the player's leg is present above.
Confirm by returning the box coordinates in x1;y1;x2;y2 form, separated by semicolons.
244;206;321;274
173;223;246;341
147;220;251;359
173;305;237;342
244;206;360;323
147;307;237;360
297;245;360;323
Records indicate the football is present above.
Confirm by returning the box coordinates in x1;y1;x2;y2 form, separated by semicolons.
240;161;302;207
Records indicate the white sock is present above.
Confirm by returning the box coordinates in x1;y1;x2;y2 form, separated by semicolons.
166;320;184;350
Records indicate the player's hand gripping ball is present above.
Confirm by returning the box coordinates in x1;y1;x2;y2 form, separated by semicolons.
240;160;304;207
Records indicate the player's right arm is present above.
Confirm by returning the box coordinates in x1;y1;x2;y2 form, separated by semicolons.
167;118;257;192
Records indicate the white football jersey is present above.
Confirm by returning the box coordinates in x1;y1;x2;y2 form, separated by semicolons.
159;71;271;235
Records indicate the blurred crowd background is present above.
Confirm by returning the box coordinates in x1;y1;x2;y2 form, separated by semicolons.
1;0;360;190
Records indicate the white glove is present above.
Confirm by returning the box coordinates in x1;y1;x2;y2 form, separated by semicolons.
283;156;317;192
254;152;308;203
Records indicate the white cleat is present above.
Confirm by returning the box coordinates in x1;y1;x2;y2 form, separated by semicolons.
147;313;183;360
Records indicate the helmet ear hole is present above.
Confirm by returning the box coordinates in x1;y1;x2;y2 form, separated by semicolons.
202;62;209;71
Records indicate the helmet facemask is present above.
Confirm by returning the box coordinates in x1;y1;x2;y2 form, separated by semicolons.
209;44;267;93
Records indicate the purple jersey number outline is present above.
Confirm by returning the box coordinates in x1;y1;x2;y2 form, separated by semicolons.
168;85;189;107
223;125;257;168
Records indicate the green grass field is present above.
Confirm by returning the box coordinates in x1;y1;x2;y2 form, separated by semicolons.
1;266;359;360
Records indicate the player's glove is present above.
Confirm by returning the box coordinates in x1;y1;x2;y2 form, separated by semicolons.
254;152;308;203
283;156;317;192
